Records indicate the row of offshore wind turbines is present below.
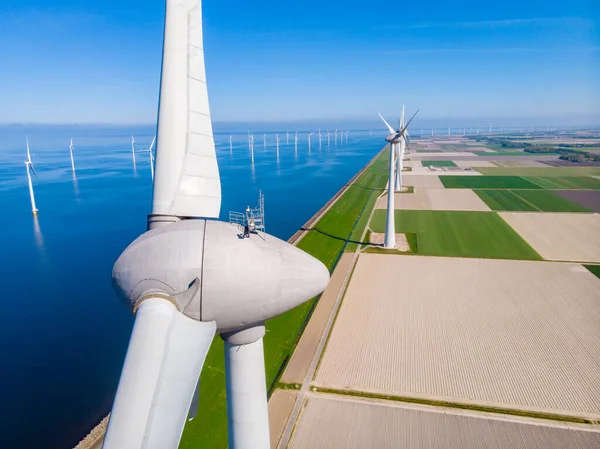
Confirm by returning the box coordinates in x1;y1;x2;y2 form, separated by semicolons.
19;127;357;216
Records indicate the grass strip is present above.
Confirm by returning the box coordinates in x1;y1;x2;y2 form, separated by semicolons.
312;387;594;425
584;265;600;279
421;160;457;167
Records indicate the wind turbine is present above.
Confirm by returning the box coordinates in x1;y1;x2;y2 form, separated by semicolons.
229;135;233;154
102;2;329;449
276;133;280;158
294;130;298;155
489;121;492;134
286;130;289;144
334;129;338;146
308;132;314;153
131;136;137;170
378;110;418;248
25;138;38;215
263;134;266;150
138;136;157;181
318;129;322;149
394;106;406;192
448;125;451;136
431;125;434;136
327;129;330;146
69;138;76;173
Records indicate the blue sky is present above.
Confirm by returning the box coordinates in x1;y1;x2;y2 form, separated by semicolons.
0;0;598;124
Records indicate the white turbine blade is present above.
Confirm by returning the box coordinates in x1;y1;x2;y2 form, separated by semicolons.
103;298;216;449
148;135;157;153
400;109;420;136
26;137;32;163
29;164;39;180
378;113;395;135
152;0;221;218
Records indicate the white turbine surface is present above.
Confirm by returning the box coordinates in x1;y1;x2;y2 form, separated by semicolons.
69;138;76;173
131;136;137;169
152;0;220;219
229;135;233;153
25;138;38;215
102;299;216;449
104;2;330;448
394;107;405;191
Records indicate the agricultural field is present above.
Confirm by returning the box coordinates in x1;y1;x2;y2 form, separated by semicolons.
477;166;600;177
556;190;600;212
289;395;600;449
524;176;600;190
475;189;591;212
439;175;542;189
376;189;490;211
421;160;457;167
369;210;541;260
474;190;537;211
499;212;600;263
314;255;600;417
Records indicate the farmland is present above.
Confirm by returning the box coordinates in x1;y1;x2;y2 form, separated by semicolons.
439;175;542;189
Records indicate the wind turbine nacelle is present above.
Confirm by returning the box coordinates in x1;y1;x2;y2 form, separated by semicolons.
112;220;330;333
385;134;400;143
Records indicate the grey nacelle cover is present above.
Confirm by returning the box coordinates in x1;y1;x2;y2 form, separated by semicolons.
112;219;330;333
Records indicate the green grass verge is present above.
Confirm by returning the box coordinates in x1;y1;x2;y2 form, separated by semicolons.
584;265;600;279
524;176;600;190
369;210;541;260
179;147;388;448
313;387;593;425
421;160;457;167
475;190;537;211
511;190;592;212
477;167;600;177
440;175;542;189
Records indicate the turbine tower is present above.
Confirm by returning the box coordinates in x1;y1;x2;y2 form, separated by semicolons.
138;136;157;181
229;135;233;154
294;130;298;155
308;132;314;153
394;106;405;191
318;129;322;149
286;130;289;144
276;133;280;158
69;138;76;173
378;110;418;248
102;2;329;449
25;138;38;215
131;136;137;170
263;133;266;150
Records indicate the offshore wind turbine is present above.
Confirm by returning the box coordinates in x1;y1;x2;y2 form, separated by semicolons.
448;125;451;136
138;135;157;181
102;2;329;449
131;136;137;170
229;135;233;154
308;132;314;153
25;138;38;215
318;129;322;149
327;129;330;146
276;133;280;158
69;138;76;173
263;134;266;150
294;130;298;155
431;125;434;136
334;129;338;146
489;121;492;134
378;111;417;248
286;130;289;144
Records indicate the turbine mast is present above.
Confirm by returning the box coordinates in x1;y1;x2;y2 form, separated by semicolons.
69;138;76;173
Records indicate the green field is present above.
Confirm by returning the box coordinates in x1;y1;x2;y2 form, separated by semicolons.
439;175;542;189
512;190;591;212
584;265;600;279
478;167;600;177
475;190;537;211
180;147;388;447
524;176;600;190
475;189;591;212
421;160;457;167
369;210;541;260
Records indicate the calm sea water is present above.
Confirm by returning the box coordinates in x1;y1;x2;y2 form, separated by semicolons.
0;124;383;448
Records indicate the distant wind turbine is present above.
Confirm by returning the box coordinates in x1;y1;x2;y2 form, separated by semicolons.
286;131;289;144
69;138;76;173
448;125;451;136
263;134;266;150
276;133;280;158
138;136;157;181
294;130;298;155
308;132;314;153
131;136;137;170
229;135;233;154
318;129;322;149
25;138;38;215
327;129;330;146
